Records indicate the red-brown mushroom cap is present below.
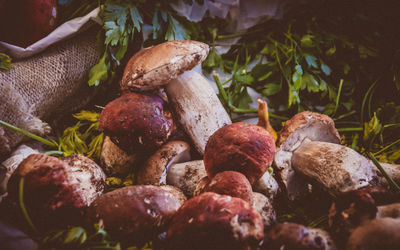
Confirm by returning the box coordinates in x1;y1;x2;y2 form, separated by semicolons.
166;192;264;250
99;92;173;153
87;185;182;246
7;154;87;229
204;122;276;184
203;171;253;204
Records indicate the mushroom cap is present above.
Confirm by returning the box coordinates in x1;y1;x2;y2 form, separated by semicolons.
136;140;191;185
159;185;187;205
346;218;400;250
273;111;341;200
166;160;207;198
7;154;88;229
62;154;106;205
87;185;182;246
166;192;264;250
204;122;276;185
121;40;209;91
203;171;253;204
99;92;173;153
263;222;337;250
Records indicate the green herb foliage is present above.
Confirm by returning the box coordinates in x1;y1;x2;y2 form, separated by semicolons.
88;0;194;87
0;53;12;70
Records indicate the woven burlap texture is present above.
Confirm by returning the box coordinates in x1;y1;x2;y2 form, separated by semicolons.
0;27;99;158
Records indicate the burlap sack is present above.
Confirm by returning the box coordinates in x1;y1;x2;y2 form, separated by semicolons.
0;27;100;159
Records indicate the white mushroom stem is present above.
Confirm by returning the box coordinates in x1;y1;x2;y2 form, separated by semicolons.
166;70;231;155
166;160;207;197
136;141;191;185
253;171;279;200
251;192;276;227
291;141;379;197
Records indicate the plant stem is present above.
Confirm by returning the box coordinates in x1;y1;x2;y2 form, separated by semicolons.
337;127;363;132
19;178;38;234
0;120;57;148
373;138;400;155
332;79;343;117
368;152;400;192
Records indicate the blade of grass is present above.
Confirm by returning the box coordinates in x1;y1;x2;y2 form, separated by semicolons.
332;79;344;117
368;152;400;192
0;120;57;148
19;178;38;233
361;80;378;125
373;138;400;156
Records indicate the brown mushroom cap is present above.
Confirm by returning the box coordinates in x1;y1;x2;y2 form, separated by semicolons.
203;171;253;204
121;40;209;91
62;154;106;205
204;122;276;185
166;192;264;250
273;111;341;200
136;140;191;185
99;92;173;153
87;185;182;246
263;222;337;250
7;154;88;229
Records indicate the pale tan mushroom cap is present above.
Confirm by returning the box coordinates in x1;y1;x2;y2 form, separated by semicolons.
121;40;209;91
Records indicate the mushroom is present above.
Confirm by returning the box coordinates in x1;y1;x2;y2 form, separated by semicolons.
376;162;400;187
273;111;342;200
121;40;209;92
200;171;254;204
136;140;191;185
99;92;174;153
165;70;232;155
377;203;400;219
159;185;187;205
263;222;337;250
291;140;379;197
204;122;276;185
100;136;140;176
7;154;93;229
87;185;182;246
253;171;279;200
62;154;106;205
346;218;400;250
252;192;276;227
166;160;207;197
193;176;210;197
166;192;264;250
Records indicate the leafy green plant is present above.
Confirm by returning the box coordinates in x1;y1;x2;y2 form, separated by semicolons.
0;53;12;70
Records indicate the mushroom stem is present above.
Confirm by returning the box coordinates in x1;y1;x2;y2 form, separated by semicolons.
166;70;231;155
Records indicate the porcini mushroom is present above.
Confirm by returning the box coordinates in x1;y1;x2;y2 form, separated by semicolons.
201;171;254;204
204;122;276;185
263;222;337;250
166;160;207;197
99;92;174;153
273;111;341;200
253;171;279;200
292;140;379;197
87;185;182;246
100;136;139;176
166;192;264;250
252;192;276;227
136;140;191;185
166;70;232;155
7;154;97;229
121;40;209;91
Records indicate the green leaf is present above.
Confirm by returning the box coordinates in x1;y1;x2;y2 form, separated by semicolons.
288;84;300;107
235;74;254;85
203;48;223;70
300;34;315;48
304;54;318;69
321;63;331;76
323;103;336;115
104;21;121;46
129;7;143;32
260;43;275;56
302;73;320;93
88;53;108;87
73;110;100;122
363;113;383;142
325;46;336;56
152;8;161;39
165;14;189;41
63;227;87;245
262;83;281;96
0;53;12;70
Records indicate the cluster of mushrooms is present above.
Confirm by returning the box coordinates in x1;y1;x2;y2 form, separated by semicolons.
2;40;400;250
